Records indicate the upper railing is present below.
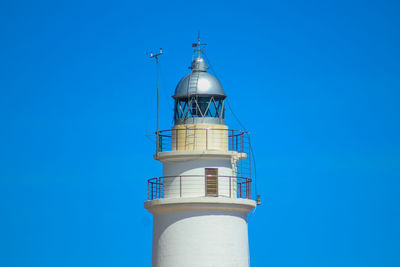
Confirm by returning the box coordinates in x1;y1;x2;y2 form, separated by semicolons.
157;128;250;153
156;128;252;180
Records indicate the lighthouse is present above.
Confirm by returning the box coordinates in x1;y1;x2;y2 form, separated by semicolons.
145;38;257;267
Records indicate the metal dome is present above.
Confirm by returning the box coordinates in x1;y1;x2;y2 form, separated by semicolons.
173;72;226;98
191;57;207;72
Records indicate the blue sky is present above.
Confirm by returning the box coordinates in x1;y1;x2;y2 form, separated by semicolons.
1;0;399;266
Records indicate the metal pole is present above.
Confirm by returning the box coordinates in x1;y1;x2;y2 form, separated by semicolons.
156;56;159;155
149;49;163;156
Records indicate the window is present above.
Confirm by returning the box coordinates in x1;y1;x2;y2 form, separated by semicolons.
174;97;225;120
205;168;218;196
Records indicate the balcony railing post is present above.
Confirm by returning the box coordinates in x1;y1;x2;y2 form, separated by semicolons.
230;130;233;151
248;132;252;179
158;178;160;199
176;129;178;151
249;179;251;199
155;178;157;199
206;129;208;150
229;176;231;198
180;176;182;197
245;179;248;199
241;132;244;153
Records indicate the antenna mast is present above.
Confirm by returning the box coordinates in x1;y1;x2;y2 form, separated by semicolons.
192;32;206;59
149;48;163;155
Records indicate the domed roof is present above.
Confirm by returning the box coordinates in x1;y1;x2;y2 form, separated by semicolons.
173;57;226;98
191;57;207;71
173;72;226;98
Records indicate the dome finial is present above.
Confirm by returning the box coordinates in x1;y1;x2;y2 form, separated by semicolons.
192;32;206;59
196;31;201;58
191;32;208;72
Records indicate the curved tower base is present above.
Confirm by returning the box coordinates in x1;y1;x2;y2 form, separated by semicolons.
145;198;256;267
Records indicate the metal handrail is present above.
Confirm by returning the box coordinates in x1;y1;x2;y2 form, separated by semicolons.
154;128;252;182
147;175;252;200
156;128;250;154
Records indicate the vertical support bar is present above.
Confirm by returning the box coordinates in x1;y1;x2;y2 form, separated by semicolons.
248;133;252;180
206;129;208;150
180;176;182;197
235;135;237;152
229;176;232;198
236;134;238;151
240;133;243;177
152;182;155;200
204;174;206;197
147;181;150;200
249;179;252;199
241;132;244;153
231;130;234;151
175;129;178;151
156;178;159;199
246;179;248;199
158;177;161;199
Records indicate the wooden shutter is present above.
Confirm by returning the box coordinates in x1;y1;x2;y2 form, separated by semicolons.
205;168;218;196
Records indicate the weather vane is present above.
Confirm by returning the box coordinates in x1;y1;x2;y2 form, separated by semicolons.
192;31;207;59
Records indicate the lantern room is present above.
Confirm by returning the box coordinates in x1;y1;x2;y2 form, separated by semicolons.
173;56;226;125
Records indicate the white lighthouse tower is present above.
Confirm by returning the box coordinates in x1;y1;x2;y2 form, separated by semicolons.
145;38;257;267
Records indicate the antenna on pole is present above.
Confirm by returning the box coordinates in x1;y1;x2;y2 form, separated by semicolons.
149;48;163;156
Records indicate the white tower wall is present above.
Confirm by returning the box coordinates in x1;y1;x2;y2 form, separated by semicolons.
162;157;234;198
146;199;254;267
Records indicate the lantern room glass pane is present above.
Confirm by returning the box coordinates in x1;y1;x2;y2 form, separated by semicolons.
174;97;225;119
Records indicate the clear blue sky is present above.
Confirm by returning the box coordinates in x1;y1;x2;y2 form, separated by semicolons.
1;0;399;266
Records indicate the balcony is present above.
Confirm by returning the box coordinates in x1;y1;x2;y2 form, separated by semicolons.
156;128;250;153
147;175;252;200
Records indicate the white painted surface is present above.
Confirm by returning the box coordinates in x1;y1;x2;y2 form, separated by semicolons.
145;199;256;267
162;158;235;198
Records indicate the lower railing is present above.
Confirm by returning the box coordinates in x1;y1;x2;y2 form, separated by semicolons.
147;175;252;200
